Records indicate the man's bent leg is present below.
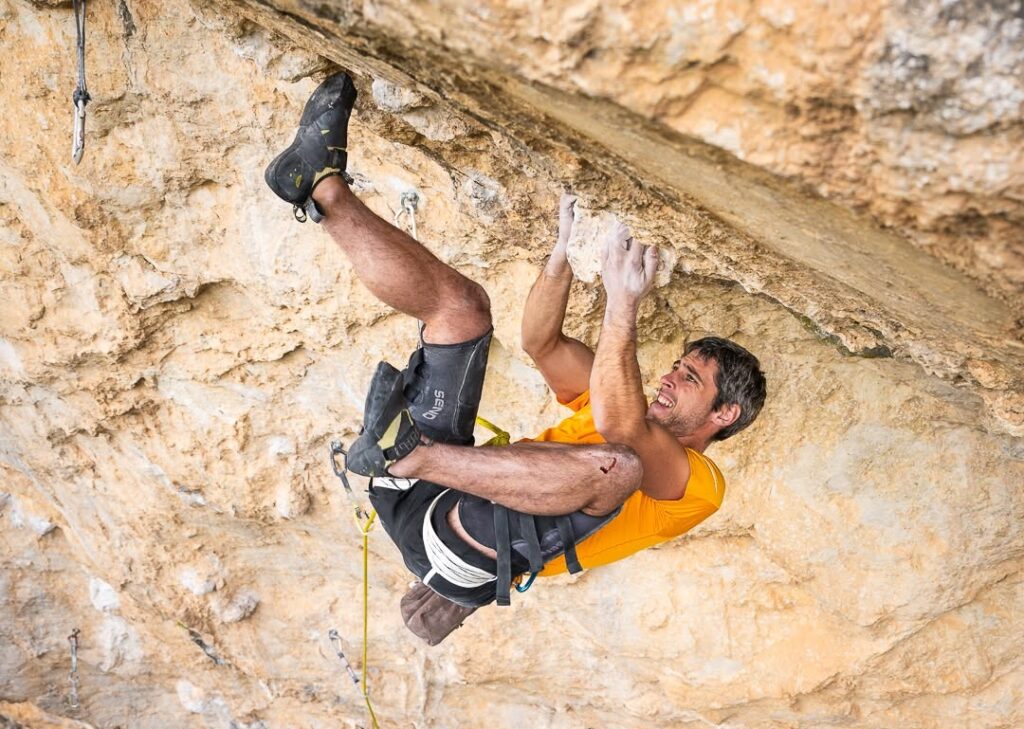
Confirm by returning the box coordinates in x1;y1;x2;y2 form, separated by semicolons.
391;440;642;516
312;178;491;345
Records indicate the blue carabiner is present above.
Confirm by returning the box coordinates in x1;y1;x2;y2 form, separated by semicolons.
515;571;538;593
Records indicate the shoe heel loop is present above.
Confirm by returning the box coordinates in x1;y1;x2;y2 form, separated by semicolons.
305;198;325;224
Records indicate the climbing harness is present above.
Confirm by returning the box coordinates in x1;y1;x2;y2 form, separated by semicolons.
393;191;420;239
471;418;541;600
67;628;80;710
70;0;90;164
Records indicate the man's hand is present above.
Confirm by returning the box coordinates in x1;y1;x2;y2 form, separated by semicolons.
601;220;659;311
545;192;577;278
522;191;594;403
592;219;689;501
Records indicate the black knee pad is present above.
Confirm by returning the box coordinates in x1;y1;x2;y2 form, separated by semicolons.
404;329;492;445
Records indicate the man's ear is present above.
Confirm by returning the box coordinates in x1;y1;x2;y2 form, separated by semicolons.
712;402;740;429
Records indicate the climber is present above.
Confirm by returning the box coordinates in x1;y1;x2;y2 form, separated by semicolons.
264;72;767;643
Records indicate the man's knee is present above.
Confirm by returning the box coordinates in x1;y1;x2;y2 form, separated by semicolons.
583;444;643;516
450;279;491;324
428;278;492;343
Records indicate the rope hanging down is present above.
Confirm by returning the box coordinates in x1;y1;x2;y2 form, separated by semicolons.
71;0;90;164
328;441;380;729
323;190;512;727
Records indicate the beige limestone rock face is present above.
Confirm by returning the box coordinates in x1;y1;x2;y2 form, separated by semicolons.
222;0;1024;438
565;203;678;288
284;0;1024;310
0;0;1022;728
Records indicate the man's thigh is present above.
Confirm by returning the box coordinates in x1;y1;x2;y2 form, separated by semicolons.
404;326;493;445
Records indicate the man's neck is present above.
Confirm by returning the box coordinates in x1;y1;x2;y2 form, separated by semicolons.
677;433;712;453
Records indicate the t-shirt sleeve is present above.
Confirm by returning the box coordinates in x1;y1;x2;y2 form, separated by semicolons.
651;449;725;537
654;495;720;538
558;389;591;412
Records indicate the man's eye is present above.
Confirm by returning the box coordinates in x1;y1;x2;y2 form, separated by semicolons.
687;375;696;383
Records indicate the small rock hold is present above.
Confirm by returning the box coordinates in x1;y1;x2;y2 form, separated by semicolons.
461;170;502;209
4;494;55;536
371;78;427;113
176;679;208;714
567;204;676;288
179;554;226;596
275;480;311;519
213;589;260;624
89;577;121;613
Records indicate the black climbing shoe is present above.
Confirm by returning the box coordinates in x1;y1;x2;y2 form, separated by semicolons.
345;361;422;477
264;71;357;223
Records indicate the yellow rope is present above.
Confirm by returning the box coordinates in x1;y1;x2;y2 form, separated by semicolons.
475;416;511;447
344;416;510;729
358;509;379;729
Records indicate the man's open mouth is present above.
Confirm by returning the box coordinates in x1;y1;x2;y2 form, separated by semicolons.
654;392;674;408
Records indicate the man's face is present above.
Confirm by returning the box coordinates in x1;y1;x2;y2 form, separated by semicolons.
646;352;720;438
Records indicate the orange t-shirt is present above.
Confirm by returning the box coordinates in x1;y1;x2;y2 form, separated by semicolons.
521;390;726;577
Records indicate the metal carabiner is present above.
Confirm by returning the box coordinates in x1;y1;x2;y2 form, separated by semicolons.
329;440;357;497
515;571;538;593
393;191;420;239
330;440;369;522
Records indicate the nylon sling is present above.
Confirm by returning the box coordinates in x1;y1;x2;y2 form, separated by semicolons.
493;504;513;606
517;512;544;573
556;516;584;574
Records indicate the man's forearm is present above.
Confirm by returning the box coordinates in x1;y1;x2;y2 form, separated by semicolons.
590;302;649;437
521;265;573;354
389;440;640;516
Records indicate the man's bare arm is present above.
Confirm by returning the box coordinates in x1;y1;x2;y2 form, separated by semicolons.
590;222;691;501
390;440;640;516
521;193;594;403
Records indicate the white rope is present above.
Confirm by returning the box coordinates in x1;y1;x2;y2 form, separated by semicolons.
422;490;496;588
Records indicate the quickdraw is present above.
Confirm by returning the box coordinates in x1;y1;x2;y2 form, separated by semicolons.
328;441;380;729
71;0;90;164
67;628;81;710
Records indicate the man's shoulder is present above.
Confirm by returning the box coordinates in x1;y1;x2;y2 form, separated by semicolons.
683;448;726;507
